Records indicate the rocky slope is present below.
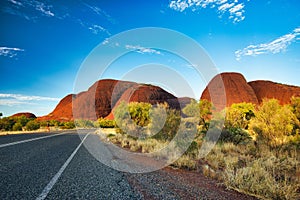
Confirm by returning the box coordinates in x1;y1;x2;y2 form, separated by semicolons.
11;112;36;119
40;79;179;121
200;72;259;110
40;73;300;121
106;84;180;119
249;80;300;105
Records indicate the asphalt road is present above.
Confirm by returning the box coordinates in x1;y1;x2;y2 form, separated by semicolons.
0;130;140;200
0;130;256;200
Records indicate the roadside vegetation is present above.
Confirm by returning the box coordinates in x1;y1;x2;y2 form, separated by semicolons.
1;97;299;199
0;116;77;132
101;98;300;200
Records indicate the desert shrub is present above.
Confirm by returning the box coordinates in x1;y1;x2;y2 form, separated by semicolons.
219;127;252;145
114;101;181;141
75;119;95;128
223;156;300;200
151;107;181;141
291;96;300;120
171;155;197;170
25;120;40;131
203;140;300;200
128;102;152;127
39;120;48;127
13;115;31;126
182;99;200;118
62;121;75;129
184;141;199;157
225;102;255;129
49;120;61;127
12;122;23;131
249;99;299;148
183;99;213;131
114;101;152;137
0;117;15;131
97;118;116;128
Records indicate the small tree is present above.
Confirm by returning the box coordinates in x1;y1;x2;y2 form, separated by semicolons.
291;96;300;120
182;99;199;118
12;122;23;131
97;118;116;128
25;120;40;131
0;117;15;131
249;99;298;148
182;99;212;131
114;101;152;138
225;102;255;129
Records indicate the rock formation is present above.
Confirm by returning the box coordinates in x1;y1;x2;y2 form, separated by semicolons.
41;79;179;121
11;112;36;119
201;72;259;110
249;80;300;105
39;73;300;121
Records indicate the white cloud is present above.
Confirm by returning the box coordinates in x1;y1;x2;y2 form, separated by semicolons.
0;94;59;107
101;38;109;45
5;1;58;21
34;1;54;17
169;0;250;23
0;47;24;58
0;99;34;106
0;94;60;102
5;0;55;18
125;45;162;55
235;27;300;60
88;24;110;35
8;0;23;6
83;3;116;24
3;1;113;36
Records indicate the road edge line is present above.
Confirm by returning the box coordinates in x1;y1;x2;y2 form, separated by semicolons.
0;132;70;148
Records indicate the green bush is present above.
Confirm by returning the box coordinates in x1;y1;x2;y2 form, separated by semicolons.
12;122;23;131
0;117;15;131
249;99;299;148
25;120;40;131
114;101;152;138
62;121;75;129
225;102;255;129
74;119;95;128
182;99;213;132
151;106;181;141
113;101;182;141
13;115;31;127
219;127;252;145
97;118;116;128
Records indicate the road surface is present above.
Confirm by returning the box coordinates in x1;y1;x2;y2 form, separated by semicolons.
0;130;256;200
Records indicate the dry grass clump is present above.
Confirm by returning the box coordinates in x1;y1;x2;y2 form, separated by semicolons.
108;133;168;153
204;142;300;200
172;155;197;170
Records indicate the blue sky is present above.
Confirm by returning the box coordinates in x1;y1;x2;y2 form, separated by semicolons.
0;0;300;117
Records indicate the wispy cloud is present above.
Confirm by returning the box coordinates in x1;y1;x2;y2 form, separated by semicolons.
2;1;112;35
0;47;24;58
125;45;162;55
235;27;300;60
3;0;55;19
169;0;250;23
88;24;111;35
83;3;116;24
0;93;60;106
8;0;22;6
0;94;60;101
33;0;54;17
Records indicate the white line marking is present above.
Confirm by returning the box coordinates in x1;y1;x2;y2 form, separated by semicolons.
36;133;90;200
0;132;70;148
